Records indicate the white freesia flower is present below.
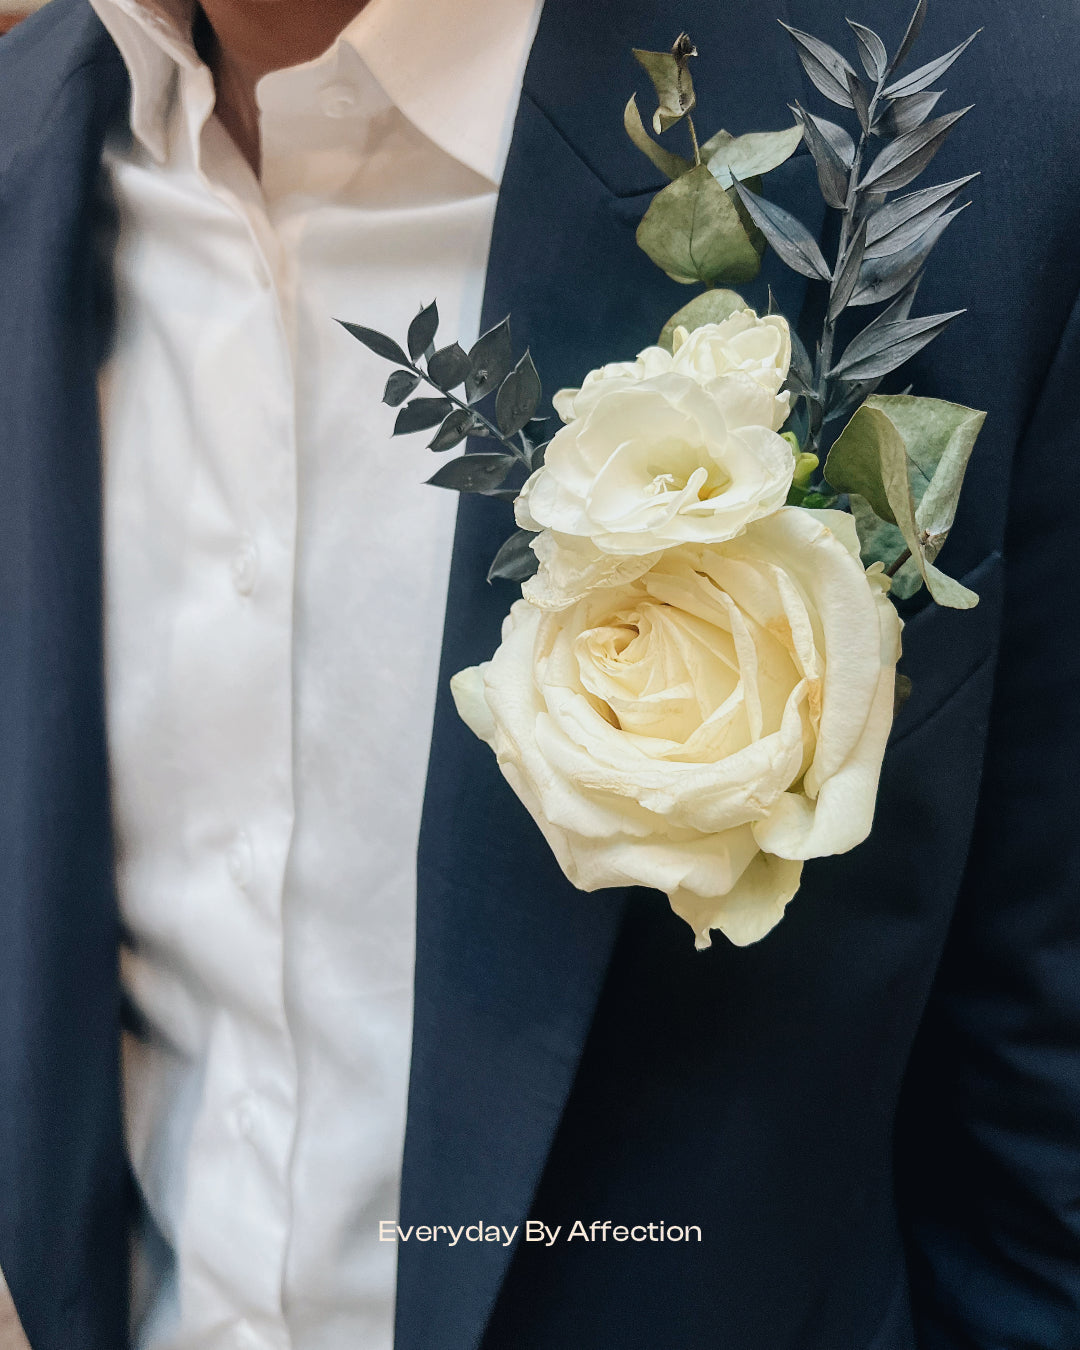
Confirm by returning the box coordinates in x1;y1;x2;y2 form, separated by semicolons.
670;310;791;399
551;343;673;423
515;371;795;557
452;509;902;950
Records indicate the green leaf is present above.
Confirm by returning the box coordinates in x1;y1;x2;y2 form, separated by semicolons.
337;321;409;367
487;528;540;584
658;289;748;352
623;95;692;180
428;408;473;452
495;350;542;437
633;34;697;134
394;397;453;435
382;369;421;406
427;342;471;390
824;395;985;608
706;124;803;189
427;453;515;494
407;302;439;361
466;318;513;403
636;164;762;286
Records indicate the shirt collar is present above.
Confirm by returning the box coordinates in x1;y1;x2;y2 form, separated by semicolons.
88;0;542;185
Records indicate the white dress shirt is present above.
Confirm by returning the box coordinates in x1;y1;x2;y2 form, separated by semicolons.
88;1;542;1346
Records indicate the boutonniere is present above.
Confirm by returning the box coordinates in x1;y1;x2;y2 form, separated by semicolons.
341;1;984;950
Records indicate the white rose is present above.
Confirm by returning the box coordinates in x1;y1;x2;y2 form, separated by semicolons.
669;310;792;400
452;508;901;950
515;371;795;557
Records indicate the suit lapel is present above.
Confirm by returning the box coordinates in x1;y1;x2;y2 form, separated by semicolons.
0;5;131;1349
396;2;826;1347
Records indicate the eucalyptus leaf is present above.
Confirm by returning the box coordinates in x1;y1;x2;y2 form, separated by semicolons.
495;350;542;437
427;452;515;494
337;321;409;367
731;178;830;282
427;342;472;390
637;164;763;286
828;220;867;322
658;289;748;352
623;95;693;180
706;124;803;189
850;207;963;305
633;35;697;134
848;20;887;81
779;23;858;109
792;102;848;209
394;396;453;435
428;408;473;452
889;0;928;76
407;302;439;361
466;318;513;403
829;309;964;381
874;89;943;137
825;395;984;608
864;174;978;254
860;108;971;193
487;528;540;584
885;31;981;98
382;369;421;407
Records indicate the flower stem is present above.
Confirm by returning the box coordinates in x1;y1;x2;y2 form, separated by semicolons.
411;362;530;466
885;547;912;578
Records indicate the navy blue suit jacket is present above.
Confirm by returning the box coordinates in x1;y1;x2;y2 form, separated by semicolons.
1;1;1079;1347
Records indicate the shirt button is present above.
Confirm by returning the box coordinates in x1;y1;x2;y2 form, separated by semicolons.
319;80;359;117
226;831;252;889
231;538;259;596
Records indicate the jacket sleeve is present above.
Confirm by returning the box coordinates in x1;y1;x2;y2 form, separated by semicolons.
896;287;1080;1348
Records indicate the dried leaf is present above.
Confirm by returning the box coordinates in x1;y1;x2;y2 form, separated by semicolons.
793;102;848;209
427;452;516;494
874;89;943;137
394;396;453;435
337;321;409;367
864;174;978;253
637;164;763;286
885;31;981;98
828;221;867;322
466;318;513;403
407;302;439;361
487;528;540;584
731;178;830;282
495;350;542;437
848;20;888;81
428;408;473;452
623;95;692;180
847;69;872;134
813;115;855;166
850;207;964;305
889;0;928;76
859;107;971;194
779;23;858;108
633;35;697;134
427;342;472;390
382;369;421;407
829;309;964;381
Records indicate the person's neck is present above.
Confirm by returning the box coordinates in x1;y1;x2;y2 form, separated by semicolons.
197;0;371;175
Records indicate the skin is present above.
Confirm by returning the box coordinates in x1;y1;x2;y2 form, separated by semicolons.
198;0;371;174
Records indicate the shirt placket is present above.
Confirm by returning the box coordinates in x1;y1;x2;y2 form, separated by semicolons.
172;66;302;1350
